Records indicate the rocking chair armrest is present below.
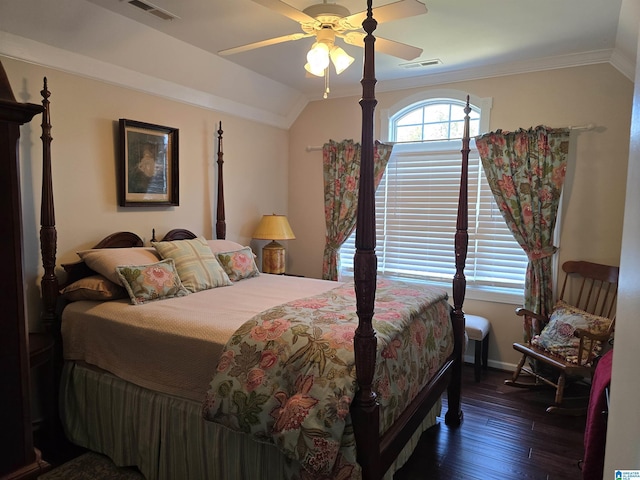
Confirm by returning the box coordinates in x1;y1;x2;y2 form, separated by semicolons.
515;307;548;323
574;328;611;343
573;328;611;366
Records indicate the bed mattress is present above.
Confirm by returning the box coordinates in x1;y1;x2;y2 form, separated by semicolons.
62;274;342;401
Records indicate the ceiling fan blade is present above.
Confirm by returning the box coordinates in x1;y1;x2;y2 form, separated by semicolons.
376;37;423;60
342;32;423;61
343;0;427;29
251;0;316;24
219;33;312;56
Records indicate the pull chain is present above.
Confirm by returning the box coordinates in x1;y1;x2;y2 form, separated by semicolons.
323;67;330;99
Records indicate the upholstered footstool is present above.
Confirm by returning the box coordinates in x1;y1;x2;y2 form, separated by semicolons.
465;314;490;382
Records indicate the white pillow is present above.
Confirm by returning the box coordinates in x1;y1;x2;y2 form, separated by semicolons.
77;247;161;285
207;239;245;254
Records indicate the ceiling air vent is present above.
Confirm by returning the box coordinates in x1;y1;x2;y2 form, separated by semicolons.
128;0;179;20
399;59;442;69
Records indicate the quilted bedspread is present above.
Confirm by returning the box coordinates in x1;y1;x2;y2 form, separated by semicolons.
202;279;453;479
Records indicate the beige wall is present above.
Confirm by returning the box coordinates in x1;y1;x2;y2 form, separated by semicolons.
3;56;290;330
6;52;633;369
288;63;633;368
605;11;640;471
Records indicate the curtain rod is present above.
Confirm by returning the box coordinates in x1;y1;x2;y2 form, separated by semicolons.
569;123;596;131
305;139;410;152
306;124;595;152
305;137;467;152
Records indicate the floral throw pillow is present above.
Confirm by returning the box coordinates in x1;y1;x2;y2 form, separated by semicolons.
215;247;260;282
531;300;613;364
115;259;189;305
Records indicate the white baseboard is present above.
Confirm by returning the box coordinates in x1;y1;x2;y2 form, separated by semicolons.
463;354;516;373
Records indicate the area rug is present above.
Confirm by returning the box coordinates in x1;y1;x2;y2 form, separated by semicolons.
38;452;144;480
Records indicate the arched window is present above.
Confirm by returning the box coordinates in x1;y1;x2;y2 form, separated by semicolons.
339;92;528;302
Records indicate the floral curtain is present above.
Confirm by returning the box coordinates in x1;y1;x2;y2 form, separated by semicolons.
476;126;570;341
322;140;393;280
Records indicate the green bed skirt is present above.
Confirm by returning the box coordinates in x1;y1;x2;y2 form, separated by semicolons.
59;362;441;479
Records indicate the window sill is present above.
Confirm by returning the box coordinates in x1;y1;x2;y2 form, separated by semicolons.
463;286;524;305
339;273;524;305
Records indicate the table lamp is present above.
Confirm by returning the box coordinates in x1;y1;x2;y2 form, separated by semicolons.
252;214;296;274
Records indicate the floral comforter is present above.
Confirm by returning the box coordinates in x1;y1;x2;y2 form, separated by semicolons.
201;279;453;479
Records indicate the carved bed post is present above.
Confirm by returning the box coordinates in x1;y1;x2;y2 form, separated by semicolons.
351;0;380;477
39;78;58;334
445;96;470;426
215;121;226;240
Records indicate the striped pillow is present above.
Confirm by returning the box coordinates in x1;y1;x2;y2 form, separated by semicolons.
152;237;232;292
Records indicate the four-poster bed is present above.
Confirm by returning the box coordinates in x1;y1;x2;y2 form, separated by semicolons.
31;1;468;479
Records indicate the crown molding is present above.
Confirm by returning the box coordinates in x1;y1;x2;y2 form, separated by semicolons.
0;31;307;130
3;26;632;127
609;49;636;80
321;48;629;100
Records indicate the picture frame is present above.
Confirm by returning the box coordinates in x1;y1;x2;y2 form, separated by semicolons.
119;119;179;207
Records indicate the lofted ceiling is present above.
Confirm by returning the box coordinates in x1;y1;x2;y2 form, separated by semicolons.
1;0;636;127
81;0;630;97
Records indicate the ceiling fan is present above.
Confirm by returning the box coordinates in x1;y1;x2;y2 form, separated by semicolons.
219;0;428;77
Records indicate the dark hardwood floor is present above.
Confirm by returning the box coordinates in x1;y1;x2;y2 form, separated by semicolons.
395;364;588;480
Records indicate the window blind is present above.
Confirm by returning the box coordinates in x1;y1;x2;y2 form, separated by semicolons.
340;140;528;293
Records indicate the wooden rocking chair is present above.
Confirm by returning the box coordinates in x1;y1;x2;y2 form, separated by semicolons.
505;260;619;414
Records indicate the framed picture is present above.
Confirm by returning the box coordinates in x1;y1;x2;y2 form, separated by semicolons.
119;119;179;207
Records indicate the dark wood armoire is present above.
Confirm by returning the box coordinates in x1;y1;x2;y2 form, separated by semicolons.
0;60;48;479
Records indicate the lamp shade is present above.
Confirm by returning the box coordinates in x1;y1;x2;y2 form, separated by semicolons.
252;214;296;241
330;46;354;74
306;42;330;75
304;61;326;77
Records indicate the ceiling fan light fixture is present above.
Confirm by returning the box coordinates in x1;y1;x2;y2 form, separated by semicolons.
304;62;326;77
330;46;354;74
306;42;330;74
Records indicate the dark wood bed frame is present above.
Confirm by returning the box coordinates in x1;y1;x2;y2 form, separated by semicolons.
34;1;467;478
